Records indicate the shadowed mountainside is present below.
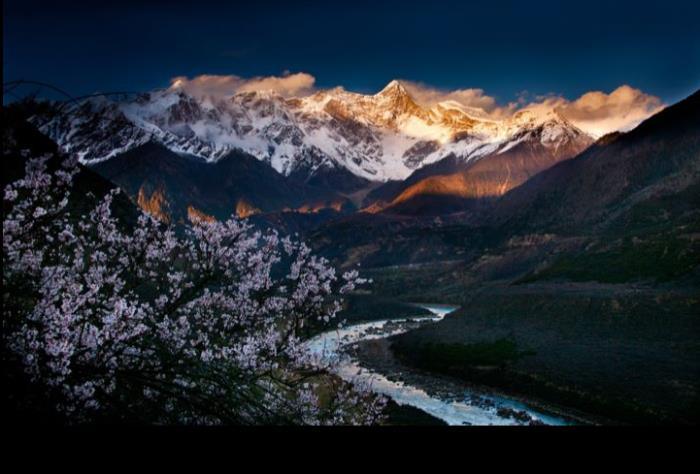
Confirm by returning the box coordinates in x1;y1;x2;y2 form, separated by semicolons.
365;130;591;216
490;89;700;235
91;142;365;224
390;284;699;424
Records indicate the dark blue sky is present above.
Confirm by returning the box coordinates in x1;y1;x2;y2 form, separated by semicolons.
4;0;700;104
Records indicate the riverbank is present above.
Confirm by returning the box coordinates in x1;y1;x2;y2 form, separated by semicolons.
305;306;574;425
356;339;609;426
383;400;448;425
350;328;588;426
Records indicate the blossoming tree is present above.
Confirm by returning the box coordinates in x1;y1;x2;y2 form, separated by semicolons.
3;149;386;424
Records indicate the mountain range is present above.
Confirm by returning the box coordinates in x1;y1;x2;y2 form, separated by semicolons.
311;89;699;274
31;80;594;221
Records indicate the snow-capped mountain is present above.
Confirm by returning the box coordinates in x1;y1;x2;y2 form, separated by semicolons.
33;80;593;182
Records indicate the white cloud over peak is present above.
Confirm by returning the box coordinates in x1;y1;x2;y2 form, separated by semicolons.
555;85;665;137
170;72;316;99
400;81;519;119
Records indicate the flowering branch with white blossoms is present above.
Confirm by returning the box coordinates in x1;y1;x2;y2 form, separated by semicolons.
3;150;386;425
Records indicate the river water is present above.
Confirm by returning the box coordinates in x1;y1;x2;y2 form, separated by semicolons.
306;304;571;426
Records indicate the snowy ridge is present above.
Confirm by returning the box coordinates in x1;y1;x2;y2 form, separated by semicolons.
34;80;593;182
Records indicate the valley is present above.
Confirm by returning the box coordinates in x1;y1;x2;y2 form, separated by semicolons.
4;0;698;431
6;81;699;426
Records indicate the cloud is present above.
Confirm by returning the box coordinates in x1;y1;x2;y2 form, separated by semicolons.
400;81;518;119
401;81;663;136
169;72;316;99
555;85;664;137
235;72;316;96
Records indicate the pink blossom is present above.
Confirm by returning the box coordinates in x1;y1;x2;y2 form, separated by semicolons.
3;150;384;425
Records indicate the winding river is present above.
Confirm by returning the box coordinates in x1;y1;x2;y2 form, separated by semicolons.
306;304;571;426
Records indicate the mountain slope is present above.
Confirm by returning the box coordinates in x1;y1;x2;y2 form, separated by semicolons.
3;105;139;224
91;142;356;224
367;111;593;215
492;89;700;234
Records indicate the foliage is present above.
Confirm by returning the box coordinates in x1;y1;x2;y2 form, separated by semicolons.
2;150;386;425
